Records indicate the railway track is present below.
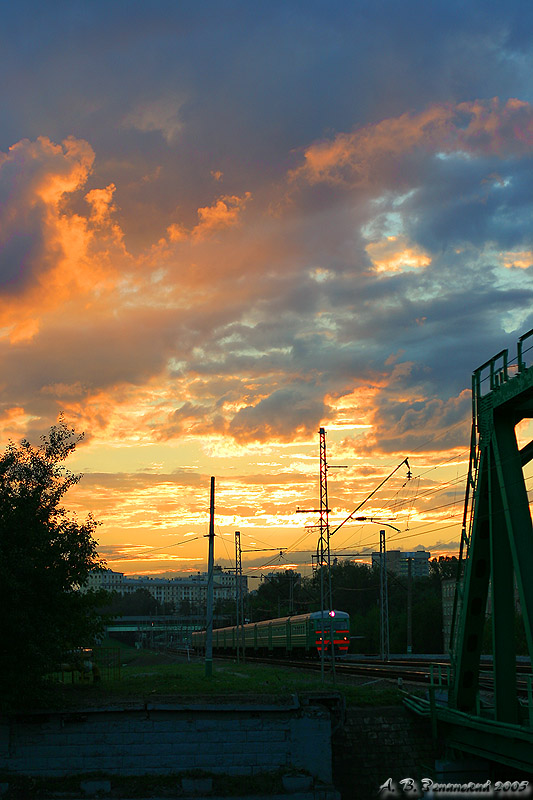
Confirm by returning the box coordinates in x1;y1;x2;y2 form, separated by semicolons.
212;652;533;697
166;643;532;696
215;653;440;685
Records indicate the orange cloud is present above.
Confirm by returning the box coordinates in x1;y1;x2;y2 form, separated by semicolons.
166;192;252;243
0;136;126;341
502;250;533;269
366;236;431;273
85;184;117;224
291;98;533;187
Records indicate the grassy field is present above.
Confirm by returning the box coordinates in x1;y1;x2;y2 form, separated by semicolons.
6;638;402;712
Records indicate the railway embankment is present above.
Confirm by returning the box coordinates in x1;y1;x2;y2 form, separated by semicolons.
1;646;430;798
0;696;437;799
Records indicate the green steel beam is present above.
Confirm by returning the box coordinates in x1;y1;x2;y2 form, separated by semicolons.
519;438;533;466
452;331;533;728
435;706;533;773
407;331;533;773
492;408;533;662
488;442;518;723
452;451;490;712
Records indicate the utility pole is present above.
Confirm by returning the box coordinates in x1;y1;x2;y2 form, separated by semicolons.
205;476;215;677
297;428;345;683
317;428;328;682
235;531;245;663
319;427;336;682
379;530;390;661
288;571;294;615
407;556;413;655
297;431;330;682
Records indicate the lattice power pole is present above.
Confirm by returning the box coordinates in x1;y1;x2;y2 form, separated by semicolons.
318;427;334;679
234;531;244;663
297;428;334;681
297;428;346;681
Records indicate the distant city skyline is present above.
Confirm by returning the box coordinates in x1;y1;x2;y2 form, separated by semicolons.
2;2;532;575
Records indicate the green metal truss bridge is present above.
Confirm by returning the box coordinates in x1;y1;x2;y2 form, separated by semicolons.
406;328;533;775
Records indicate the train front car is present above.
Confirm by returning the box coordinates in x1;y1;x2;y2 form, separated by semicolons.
310;610;350;657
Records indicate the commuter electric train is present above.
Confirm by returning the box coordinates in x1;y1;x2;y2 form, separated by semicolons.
191;610;350;658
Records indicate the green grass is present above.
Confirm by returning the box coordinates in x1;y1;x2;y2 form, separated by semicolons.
3;640;401;712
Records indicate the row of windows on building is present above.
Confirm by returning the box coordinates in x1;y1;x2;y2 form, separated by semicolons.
83;565;247;606
370;549;430;577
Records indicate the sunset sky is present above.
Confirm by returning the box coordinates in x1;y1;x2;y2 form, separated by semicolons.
2;1;533;578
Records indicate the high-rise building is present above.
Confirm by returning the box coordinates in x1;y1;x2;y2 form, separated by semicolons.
371;549;430;577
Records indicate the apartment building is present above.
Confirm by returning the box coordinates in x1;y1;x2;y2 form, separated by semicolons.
84;565;247;608
371;549;430;577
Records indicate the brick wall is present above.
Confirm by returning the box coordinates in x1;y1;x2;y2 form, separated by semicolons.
332;706;435;799
1;701;333;783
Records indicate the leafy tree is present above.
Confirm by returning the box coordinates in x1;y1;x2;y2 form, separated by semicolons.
429;556;460;581
0;421;105;694
248;571;310;621
179;598;193;616
100;588;165;617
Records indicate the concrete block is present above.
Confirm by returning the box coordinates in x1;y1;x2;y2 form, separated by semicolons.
289;718;332;784
435;758;489;780
181;777;213;794
194;720;218;731
224;765;253;776
247;729;287;743
283;773;313;792
80;779;111;795
239;718;262;730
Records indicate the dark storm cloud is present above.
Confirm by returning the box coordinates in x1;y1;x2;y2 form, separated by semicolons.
229;385;331;442
1;2;533;458
2;2;533;244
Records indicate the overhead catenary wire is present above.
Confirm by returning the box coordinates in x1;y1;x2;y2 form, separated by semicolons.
104;390;533;570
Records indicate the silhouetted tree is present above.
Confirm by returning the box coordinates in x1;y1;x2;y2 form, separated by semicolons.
248;571;309;620
0;421;105;696
100;588;163;616
429;556;460;581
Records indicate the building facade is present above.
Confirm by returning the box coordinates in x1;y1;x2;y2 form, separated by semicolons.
84;565;247;608
371;549;430;577
441;577;456;652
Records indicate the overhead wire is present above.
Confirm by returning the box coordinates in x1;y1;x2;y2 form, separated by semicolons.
108;375;533;570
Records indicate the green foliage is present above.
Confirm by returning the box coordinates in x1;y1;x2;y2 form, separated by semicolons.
0;420;105;696
429;555;460;581
7;638;402;712
248;570;309;620
246;559;445;654
100;588;167;617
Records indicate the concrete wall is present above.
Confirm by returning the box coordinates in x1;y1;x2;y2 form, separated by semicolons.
1;701;333;783
332;706;435;799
